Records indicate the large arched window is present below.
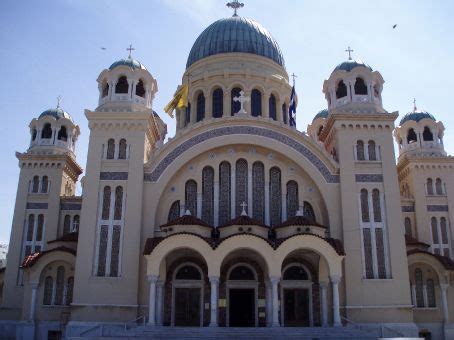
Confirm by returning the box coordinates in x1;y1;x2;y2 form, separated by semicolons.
423;126;433;141
336;80;347;99
251;89;262;117
435;178;443;195
231;87;242;115
57;126;68;141
303;201;315;222
360;189;370;222
229;265;255;280
202;166;214;225
212;88;223;118
168;201;180;222
55;266;65;305
283;265;309;280
415;268;424;307
41;176;49;193
368;140;376;161
106;139;115;159
196;92;205;122
41;123;52;139
426;178;434;195
102;186;111;220
135;79;146;97
63;215;71;235
282;103;288;124
235;159;248;217
269;94;277;120
43;276;53;305
115;76;129;94
219;161;231;225
72;215;80;232
102;81;109;97
404;217;412;237
354;77;368;95
118;139;127;159
356;140;365;160
176;264;201;280
286;181;299;219
185;180;197;217
114;186;123;220
252;162;265;222
372;189;382;222
269;167;282;226
407;128;417;144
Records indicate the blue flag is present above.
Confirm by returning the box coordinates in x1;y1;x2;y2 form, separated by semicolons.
289;85;298;127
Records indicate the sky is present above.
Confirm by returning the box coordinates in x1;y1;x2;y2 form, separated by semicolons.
0;0;453;244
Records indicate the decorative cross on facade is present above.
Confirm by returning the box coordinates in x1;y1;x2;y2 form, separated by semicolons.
56;95;62;109
233;90;250;114
345;46;354;60
291;73;297;85
413;98;417;112
127;44;135;58
240;201;248;216
227;0;244;17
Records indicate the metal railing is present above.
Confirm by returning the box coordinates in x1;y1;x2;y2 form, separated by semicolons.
341;316;405;338
78;315;147;337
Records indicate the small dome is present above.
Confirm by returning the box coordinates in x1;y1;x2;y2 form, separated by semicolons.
186;16;285;69
313;109;329;122
39;108;73;122
333;59;372;73
399;110;436;126
109;57;147;71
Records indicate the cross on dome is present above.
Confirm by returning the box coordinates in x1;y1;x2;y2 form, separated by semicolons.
345;46;354;60
56;95;62;109
291;73;297;85
413;98;418;112
227;0;244;17
127;44;135;58
240;201;248;216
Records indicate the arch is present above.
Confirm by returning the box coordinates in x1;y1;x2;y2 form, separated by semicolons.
118;139;127;159
286;181;299;219
106;139;115;159
336;80;347;99
136;79;146;97
185;180;197;216
407;251;449;284
27;251;76;284
235;159;248;217
201;166;214;225
356;140;365;160
219;161;231;225
196;92;205;122
252;162;265;222
282;263;311;281
212;88;223;118
251;89;262;117
354;77;368;95
407;128;417;144
269;167;282;226
231;87;242;115
168;200;180;222
41;123;52;139
57;126;68;141
367;140;376;161
174;263;203;280
115;76;129;94
423;126;433;141
404;217;412;237
269;94;277;120
228;263;257;281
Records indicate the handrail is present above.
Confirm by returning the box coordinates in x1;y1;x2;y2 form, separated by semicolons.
123;315;147;330
341;316;404;338
79;324;103;337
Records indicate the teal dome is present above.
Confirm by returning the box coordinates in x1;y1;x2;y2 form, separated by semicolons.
313;109;329;121
399;111;436;126
39;108;73;122
333;59;372;73
186;16;285;69
109;57;147;71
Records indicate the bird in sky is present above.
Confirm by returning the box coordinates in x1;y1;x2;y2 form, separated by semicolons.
392;24;397;29
100;47;106;50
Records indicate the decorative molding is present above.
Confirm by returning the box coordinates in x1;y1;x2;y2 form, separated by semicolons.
355;174;383;183
144;126;339;183
401;206;415;213
427;205;449;212
60;203;82;211
26;202;48;209
99;172;128;180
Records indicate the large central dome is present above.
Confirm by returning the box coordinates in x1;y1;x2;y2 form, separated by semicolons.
186;16;285;69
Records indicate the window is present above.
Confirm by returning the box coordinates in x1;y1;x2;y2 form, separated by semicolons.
431;217;450;257
427;279;436;307
354;77;368;95
269;167;282;226
115;76;129;94
229;265;255;280
372;189;382;222
286;181;299;219
102;82;109;97
414;268;424;307
168;201;180;222
106;139;115;159
231;88;242;115
102;186;111;220
185;103;191;126
63;215;71;235
235;159;248;217
435;178;443;195
72;215;80;232
212;88;223;118
41;176;49;193
57;126;67;141
185;180;197;217
41;123;52;139
252;162;265;223
32;129;37;141
303;201;315;222
135;79;145;97
176;265;201;280
32;176;39;193
356;140;365;161
269;94;277;120
412;268;437;308
23;214;44;261
55;266;65;305
360;189;370;222
368;141;377;161
283;265;309;280
114;186;123;220
423;126;433;141
219;161;231;225
282;103;288;124
201;166;214;225
66;277;74;305
426;178;434;195
407;128;417;144
43;276;53;305
118;139;127;159
196;92;205;122
404;217;412;237
36;215;44;242
336;80;347;99
251;89;262;117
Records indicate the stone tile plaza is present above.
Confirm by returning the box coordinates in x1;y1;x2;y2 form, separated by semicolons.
0;1;453;339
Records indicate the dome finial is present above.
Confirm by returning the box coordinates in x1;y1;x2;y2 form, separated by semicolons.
345;46;354;60
413;98;417;112
56;95;62;109
126;44;135;59
227;0;244;17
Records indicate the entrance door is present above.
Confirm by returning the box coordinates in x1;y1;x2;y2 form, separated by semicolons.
174;287;201;326
283;288;310;326
229;288;255;327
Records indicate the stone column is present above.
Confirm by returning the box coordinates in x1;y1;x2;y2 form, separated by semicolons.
330;276;341;326
265;281;272;326
29;283;39;322
263;92;269;118
206;90;213;119
156;280;164;326
224;91;230;117
214;181;220;226
270;277;280;327
440;283;449;322
209;276;220;327
320;282;328;327
148;275;158;326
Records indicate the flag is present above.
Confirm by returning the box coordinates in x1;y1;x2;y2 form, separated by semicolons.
164;84;189;118
289;84;298;127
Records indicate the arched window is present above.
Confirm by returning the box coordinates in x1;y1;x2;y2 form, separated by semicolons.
372;189;382;222
286;181;299;219
97;226;108;276
32;176;39;193
427;279;436;307
176;265;201;280
374;84;380;98
43;276;53;305
427;178;434;195
185;180;197;217
63;214;71;235
102;186;111;220
219;162;231;225
303;201;315;222
360;189;370;222
317;125;324;137
404;217;412;237
269;167;282;226
415;268;424;307
423;126;433;141
431;217;439;244
269;94;277;120
231;87;242;115
36;214;44;242
196;92;205;122
363;227;373;278
41;176;48;193
282;103;288;124
115;76;129;94
354;77;368;95
356;140;365;160
118;139;127;159
106;139;115;159
212;88;223;118
110;225;121;277
440;217;448;244
336;80;347;99
114;186;123;220
57;126;67;141
407;128;417;144
135;79;145;97
185;103;191;126
368;140;376;161
27;215;35;241
202;166;214;225
55;266;65;305
32;129;37;141
283;265;309;280
252;162;265;222
168;201;180;222
251;89;262;117
229;265;255;280
41;123;52;139
102;82;109;97
235;159;248;217
72;215;80;232
66;277;74;305
435;178;443;195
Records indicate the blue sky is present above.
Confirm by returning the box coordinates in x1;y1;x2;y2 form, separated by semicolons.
0;0;453;244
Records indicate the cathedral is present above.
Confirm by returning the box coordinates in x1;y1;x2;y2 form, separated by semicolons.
1;3;454;339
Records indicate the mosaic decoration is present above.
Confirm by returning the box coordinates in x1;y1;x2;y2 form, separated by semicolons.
100;172;128;180
60;202;81;210
202;166;214;225
26;202;48;209
286;181;299;219
427;205;448;212
252;162;265;222
269;167;282;226
218;162;231;225
235;159;248;217
401;206;415;213
355;174;383;183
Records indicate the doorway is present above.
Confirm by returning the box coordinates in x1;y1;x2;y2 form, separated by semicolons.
229;288;255;327
174;288;201;326
283;288;310;326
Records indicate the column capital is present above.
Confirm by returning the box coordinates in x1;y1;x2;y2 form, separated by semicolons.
147;274;159;283
440;283;449;291
319;281;329;288
30;282;39;289
330;275;341;284
209;276;220;284
156;280;164;288
270;276;281;284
